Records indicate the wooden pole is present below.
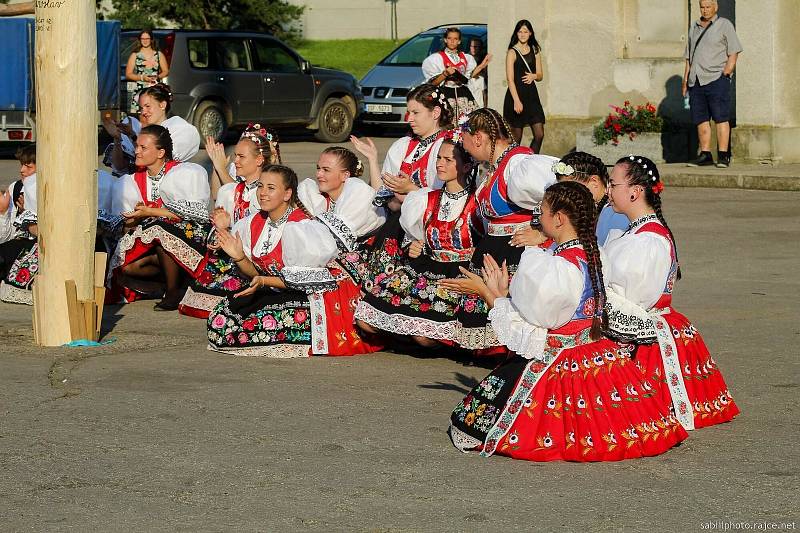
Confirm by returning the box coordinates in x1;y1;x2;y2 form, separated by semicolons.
33;1;98;346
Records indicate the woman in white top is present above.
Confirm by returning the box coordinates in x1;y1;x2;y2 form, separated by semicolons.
603;155;739;430
109;125;210;310
447;181;687;461
103;84;200;177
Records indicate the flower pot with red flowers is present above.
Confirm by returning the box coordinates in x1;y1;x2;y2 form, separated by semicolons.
576;101;665;164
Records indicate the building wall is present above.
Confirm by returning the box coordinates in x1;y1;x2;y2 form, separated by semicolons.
287;0;488;40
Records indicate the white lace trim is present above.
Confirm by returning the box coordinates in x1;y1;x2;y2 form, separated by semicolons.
109;224;205;281
207;342;311;358
449;425;482;453
308;292;329;354
164;200;209;223
454;324;500;350
605;289;658;343
488;298;547;361
281;266;338;294
179;286;223;313
0;281;32;305
354;300;458;340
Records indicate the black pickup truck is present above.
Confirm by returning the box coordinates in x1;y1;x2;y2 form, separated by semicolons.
122;30;363;142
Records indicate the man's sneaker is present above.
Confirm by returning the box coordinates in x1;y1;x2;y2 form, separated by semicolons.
716;151;731;168
688;151;714;167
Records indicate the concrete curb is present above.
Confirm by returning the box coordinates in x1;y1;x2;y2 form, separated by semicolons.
658;163;800;192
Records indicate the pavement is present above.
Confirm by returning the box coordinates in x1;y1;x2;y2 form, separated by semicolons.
0;139;799;531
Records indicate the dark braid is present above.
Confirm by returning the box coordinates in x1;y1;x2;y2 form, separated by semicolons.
557;151;609;185
544;181;607;340
463;108;514;169
615;155;681;279
322;146;364;177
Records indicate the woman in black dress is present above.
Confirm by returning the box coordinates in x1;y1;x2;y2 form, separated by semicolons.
503;20;545;153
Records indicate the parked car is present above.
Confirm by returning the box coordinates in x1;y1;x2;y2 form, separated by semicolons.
121;30;364;142
359;24;487;128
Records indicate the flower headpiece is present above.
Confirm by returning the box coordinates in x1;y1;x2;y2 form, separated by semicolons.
627;154;663;194
241;123;276;154
552;161;575;177
456;112;475;135
444;127;463;144
428;89;448;109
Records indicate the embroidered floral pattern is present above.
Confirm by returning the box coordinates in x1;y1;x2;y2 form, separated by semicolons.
207;297;312;351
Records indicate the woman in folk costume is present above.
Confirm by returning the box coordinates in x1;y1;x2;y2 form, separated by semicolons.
442;108;557;352
103;83;201;178
422;27;490;119
109;125;211;310
354;134;479;346
352;84;454;282
448;181;688;461
205;124;281;201
603;155;739;430
179;125;280;318
208;152;384;357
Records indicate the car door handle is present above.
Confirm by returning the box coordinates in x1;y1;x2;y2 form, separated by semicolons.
264;77;274;83
218;76;225;82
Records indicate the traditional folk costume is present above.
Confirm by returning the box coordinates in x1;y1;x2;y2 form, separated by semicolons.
603;215;739;430
178;179;259;318
207;178;385;358
0;171;119;305
102;115;201;177
422;49;479;119
108;161;211;301
368;130;447;281
453;149;558;350
0;177;36;305
355;185;477;341
450;241;688;461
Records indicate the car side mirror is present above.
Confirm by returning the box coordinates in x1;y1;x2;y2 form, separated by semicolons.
301;59;311;73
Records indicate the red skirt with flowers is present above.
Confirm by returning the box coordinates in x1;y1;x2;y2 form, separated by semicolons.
634;309;739;429
450;331;688;462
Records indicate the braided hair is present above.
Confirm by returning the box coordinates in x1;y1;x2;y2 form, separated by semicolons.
461;108;515;169
407;83;455;129
423;138;478;236
555;151;610;210
240;123;281;168
615;155;681;279
543;181;607;340
321;146;364;177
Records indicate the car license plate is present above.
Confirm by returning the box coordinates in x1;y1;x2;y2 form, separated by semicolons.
366;104;392;113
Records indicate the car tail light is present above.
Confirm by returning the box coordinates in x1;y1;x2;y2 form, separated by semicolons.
8;130;24;140
25;130;32;140
162;32;175;65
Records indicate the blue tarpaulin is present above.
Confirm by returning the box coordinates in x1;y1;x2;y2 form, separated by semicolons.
0;19;120;111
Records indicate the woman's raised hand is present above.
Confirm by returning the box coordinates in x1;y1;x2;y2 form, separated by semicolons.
216;227;245;261
205;136;229;168
481;254;509;299
408;240;425;259
381;171;417;195
210;207;232;231
350;135;378;162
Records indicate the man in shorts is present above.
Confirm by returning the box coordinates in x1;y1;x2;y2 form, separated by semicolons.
683;0;743;168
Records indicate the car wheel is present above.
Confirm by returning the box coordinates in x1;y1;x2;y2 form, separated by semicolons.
314;97;353;143
194;101;227;143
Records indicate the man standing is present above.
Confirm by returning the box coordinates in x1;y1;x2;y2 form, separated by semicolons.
683;0;743;168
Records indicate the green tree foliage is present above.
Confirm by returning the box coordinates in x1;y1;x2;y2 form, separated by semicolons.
104;0;305;45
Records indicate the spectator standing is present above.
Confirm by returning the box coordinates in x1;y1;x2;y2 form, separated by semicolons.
683;0;742;168
503;20;545;153
125;30;170;114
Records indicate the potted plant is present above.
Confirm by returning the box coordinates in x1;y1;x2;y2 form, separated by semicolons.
576;101;665;164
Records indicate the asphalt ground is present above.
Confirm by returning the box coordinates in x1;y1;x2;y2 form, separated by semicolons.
0;140;798;531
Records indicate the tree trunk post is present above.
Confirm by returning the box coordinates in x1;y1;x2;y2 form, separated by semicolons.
33;1;98;346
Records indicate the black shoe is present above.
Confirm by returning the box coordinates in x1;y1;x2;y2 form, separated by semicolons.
715;151;731;168
687;151;714;167
153;297;180;311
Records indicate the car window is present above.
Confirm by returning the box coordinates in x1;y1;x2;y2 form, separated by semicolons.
380;34;439;66
251;39;300;73
188;39;209;69
214;39;252;71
